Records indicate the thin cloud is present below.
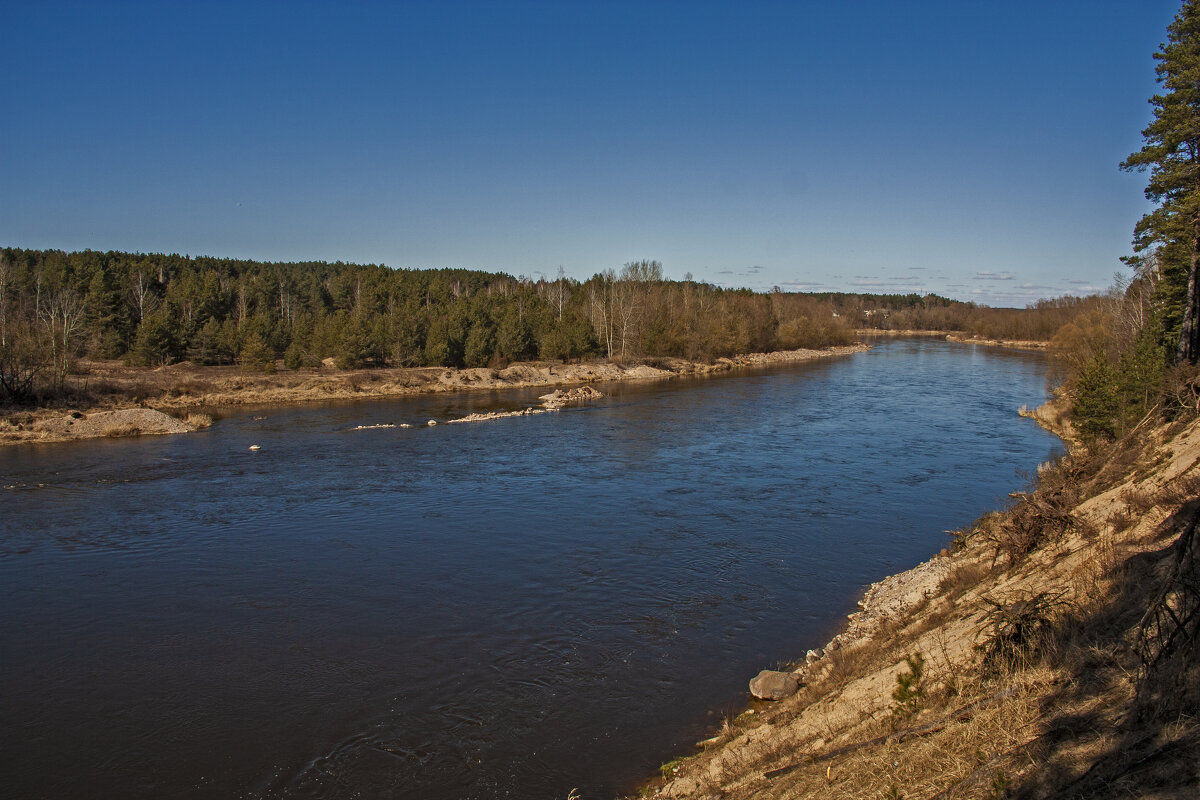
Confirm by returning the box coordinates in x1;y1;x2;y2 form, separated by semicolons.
974;271;1015;281
849;276;923;289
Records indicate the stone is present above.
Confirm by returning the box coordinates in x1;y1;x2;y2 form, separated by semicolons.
749;669;799;701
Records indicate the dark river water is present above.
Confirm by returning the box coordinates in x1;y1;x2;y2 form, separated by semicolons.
0;339;1060;800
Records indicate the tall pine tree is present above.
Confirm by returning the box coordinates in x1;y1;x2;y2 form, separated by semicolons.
1122;0;1200;363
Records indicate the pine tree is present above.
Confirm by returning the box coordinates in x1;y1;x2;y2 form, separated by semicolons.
85;267;129;358
1121;0;1200;363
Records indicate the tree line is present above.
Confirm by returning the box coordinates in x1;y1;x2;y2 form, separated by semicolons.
0;246;1112;404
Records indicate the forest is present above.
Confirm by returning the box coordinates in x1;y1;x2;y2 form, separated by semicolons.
0;246;1109;404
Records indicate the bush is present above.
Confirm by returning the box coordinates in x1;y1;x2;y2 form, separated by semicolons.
891;652;925;717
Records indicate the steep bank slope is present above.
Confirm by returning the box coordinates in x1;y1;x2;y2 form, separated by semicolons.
643;412;1200;799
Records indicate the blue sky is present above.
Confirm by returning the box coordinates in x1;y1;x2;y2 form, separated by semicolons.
0;1;1182;306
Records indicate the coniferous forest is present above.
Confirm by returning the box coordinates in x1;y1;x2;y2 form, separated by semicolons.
0;246;1115;404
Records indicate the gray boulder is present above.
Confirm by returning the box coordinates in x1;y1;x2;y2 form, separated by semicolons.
749;669;799;701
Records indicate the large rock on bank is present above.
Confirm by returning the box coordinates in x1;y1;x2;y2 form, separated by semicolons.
749;669;799;701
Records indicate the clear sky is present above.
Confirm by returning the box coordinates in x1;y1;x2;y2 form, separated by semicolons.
0;1;1183;306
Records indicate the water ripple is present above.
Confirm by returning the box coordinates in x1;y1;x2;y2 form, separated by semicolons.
0;340;1061;800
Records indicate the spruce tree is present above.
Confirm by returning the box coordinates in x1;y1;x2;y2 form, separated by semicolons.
1121;0;1200;363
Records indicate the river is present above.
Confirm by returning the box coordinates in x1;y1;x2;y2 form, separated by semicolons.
0;338;1060;799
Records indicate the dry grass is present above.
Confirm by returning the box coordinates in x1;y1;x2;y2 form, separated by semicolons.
937;560;991;601
1156;473;1200;508
102;424;142;438
1121;485;1158;515
766;676;1049;800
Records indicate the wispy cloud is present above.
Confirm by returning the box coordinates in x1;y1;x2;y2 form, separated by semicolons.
974;271;1014;281
849;276;924;289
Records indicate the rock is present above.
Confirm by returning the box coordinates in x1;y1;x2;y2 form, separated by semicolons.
427;419;438;426
805;648;823;664
749;669;799;701
538;385;604;408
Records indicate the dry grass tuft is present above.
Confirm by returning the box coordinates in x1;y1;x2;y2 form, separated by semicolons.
1156;473;1200;508
102;424;142;438
184;412;213;429
1120;485;1158;515
937;560;990;601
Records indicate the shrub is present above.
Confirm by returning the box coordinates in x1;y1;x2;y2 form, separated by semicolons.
891;652;925;717
977;592;1066;673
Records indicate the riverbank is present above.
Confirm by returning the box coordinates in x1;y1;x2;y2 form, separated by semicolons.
639;405;1200;799
858;329;1049;351
0;343;868;447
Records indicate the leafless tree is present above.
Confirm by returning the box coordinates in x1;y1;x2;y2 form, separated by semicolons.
130;269;158;323
0;254;10;348
44;287;86;390
554;266;569;321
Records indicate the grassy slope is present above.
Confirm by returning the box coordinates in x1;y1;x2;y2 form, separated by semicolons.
643;410;1200;799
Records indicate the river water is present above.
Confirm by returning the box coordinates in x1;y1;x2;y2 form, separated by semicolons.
0;339;1059;799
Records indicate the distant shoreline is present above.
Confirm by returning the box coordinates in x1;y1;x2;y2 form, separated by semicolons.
0;343;870;447
859;329;1049;351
